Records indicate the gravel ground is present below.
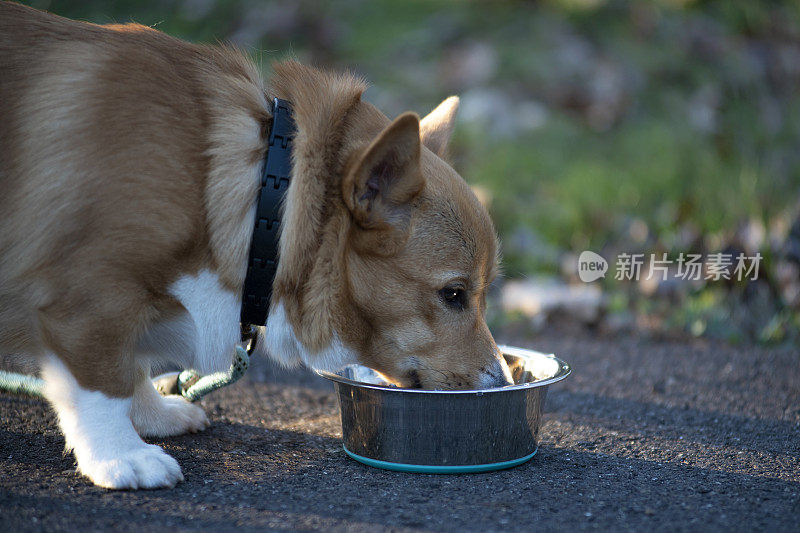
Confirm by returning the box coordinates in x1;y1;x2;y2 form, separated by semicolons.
1;330;798;532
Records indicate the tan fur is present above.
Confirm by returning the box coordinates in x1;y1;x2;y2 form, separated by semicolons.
268;62;368;353
0;2;507;394
0;3;267;395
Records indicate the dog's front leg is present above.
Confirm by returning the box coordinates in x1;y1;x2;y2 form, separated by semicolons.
41;356;184;490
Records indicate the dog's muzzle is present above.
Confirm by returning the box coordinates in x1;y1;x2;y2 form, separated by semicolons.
478;354;515;388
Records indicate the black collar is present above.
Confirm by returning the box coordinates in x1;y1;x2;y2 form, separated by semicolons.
240;98;295;327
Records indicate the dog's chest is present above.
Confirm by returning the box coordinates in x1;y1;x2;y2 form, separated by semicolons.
164;269;240;374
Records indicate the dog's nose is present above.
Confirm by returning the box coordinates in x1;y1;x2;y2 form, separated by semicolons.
478;356;514;388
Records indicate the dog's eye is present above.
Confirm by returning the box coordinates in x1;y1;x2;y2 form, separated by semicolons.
439;286;466;310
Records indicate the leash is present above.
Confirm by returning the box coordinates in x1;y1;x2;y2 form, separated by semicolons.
0;369;42;397
152;325;257;401
0;326;256;402
0;349;249;401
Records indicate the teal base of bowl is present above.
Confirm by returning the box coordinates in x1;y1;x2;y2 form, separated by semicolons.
342;445;537;474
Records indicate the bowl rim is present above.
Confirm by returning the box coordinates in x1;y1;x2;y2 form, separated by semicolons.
313;345;571;394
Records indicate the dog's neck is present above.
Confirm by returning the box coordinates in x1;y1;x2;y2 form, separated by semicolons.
265;63;367;355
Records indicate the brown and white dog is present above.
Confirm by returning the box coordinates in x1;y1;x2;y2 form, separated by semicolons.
0;2;512;489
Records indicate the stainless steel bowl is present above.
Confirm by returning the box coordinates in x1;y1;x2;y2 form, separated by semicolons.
315;345;571;473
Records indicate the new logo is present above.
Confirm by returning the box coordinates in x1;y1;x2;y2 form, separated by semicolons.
578;250;608;282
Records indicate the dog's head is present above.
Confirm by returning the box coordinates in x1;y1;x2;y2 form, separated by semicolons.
338;98;512;389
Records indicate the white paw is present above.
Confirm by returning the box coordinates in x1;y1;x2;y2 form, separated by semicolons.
78;444;184;490
41;356;187;490
132;393;210;438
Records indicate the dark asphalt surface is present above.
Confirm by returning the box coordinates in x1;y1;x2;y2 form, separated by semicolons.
1;330;799;532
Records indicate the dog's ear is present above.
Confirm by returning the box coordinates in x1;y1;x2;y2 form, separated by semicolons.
420;96;459;159
343;112;424;245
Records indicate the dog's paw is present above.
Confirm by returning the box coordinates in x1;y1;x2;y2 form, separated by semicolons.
132;393;210;438
78;444;183;490
156;395;210;435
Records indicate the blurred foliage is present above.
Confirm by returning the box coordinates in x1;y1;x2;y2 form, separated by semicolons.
21;0;800;344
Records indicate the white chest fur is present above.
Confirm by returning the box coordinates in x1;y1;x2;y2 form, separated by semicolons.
167;269;240;374
260;301;358;372
160;272;357;374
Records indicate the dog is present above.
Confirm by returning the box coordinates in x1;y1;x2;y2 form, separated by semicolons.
0;2;513;489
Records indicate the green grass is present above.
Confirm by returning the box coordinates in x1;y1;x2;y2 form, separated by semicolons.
19;0;800;343
27;1;798;254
